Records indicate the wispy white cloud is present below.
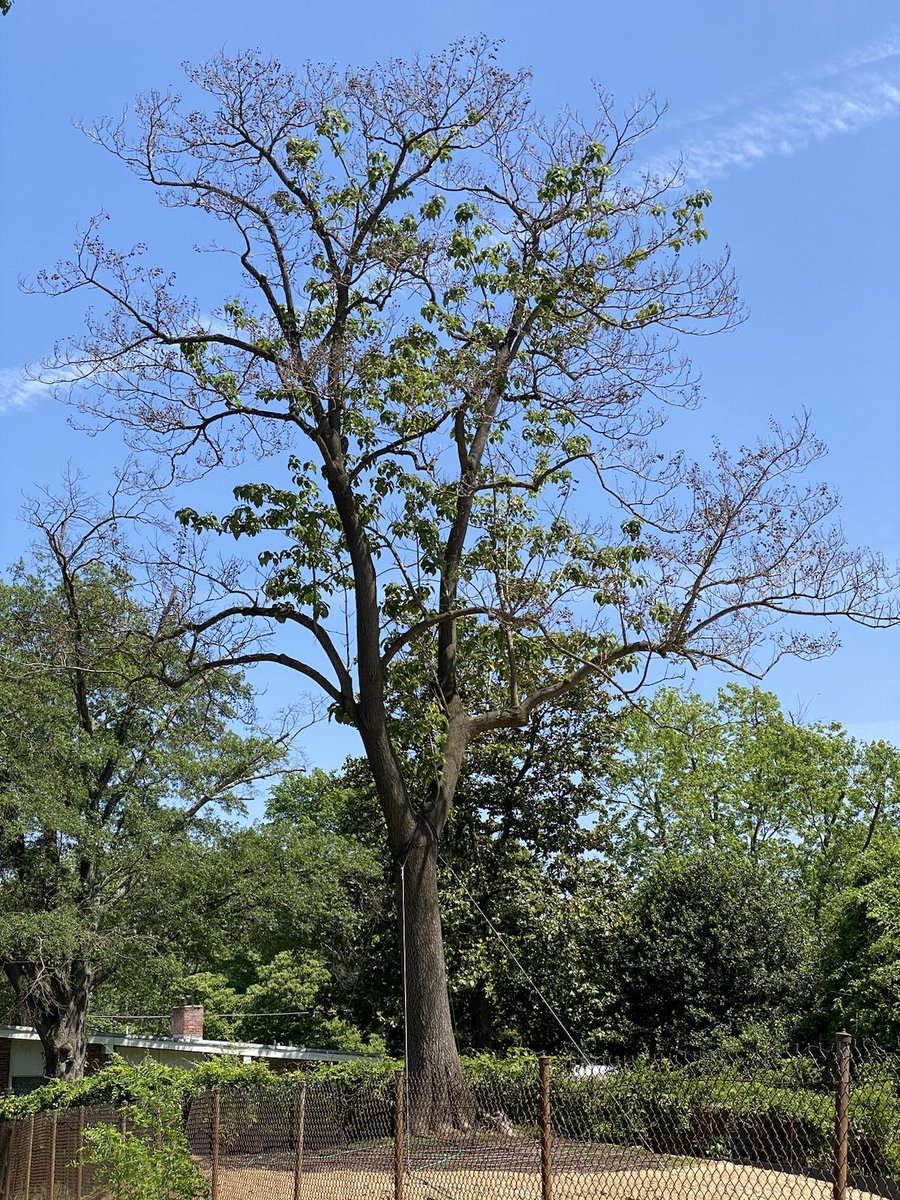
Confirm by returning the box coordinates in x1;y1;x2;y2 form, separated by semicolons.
667;31;900;131
0;314;229;418
686;73;900;179
0;369;54;416
653;33;900;181
196;311;232;336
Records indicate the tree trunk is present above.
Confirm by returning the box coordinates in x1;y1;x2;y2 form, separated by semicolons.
4;958;92;1080
398;833;470;1131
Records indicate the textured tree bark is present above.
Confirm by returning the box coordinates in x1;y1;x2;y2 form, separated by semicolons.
359;711;470;1129
398;832;470;1132
4;959;92;1080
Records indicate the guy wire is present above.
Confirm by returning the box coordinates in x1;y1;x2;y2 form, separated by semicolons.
438;852;591;1065
400;860;411;1172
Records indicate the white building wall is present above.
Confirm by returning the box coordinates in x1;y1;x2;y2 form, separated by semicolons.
7;1039;210;1087
9;1039;46;1085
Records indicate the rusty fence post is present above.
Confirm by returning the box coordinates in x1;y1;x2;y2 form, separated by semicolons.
833;1031;853;1200
3;1118;16;1200
6;1118;21;1200
538;1055;553;1200
48;1110;58;1200
394;1068;405;1200
293;1083;307;1200
210;1088;221;1200
76;1107;85;1200
23;1113;34;1200
3;1120;17;1200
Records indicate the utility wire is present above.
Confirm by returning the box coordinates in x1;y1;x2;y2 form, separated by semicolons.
90;1009;323;1022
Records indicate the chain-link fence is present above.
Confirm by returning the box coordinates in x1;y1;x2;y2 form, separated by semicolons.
0;1104;118;1200
3;1035;900;1200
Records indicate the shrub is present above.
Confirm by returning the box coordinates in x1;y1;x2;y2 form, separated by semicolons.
0;1057;192;1122
82;1104;209;1200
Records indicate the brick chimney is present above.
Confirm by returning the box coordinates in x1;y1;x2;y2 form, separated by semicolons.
170;1004;204;1039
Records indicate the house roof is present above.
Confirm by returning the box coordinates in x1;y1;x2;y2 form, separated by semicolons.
0;1024;365;1063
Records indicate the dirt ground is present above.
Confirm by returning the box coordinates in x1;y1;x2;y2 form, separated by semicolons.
212;1161;882;1200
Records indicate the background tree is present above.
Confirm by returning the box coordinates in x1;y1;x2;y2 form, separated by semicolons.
608;851;813;1054
35;42;896;1113
816;835;900;1042
607;685;900;906
0;491;285;1079
86;780;383;1052
175;770;384;1049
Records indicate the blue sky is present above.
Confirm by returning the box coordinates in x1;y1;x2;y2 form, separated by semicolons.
1;0;898;768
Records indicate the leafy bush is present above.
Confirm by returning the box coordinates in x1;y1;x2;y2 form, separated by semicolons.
0;1052;398;1122
82;1104;209;1200
0;1057;193;1122
459;1051;900;1180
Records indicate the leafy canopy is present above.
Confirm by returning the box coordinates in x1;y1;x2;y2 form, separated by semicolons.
0;492;285;996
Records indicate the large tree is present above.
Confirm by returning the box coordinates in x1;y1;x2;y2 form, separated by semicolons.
0;491;285;1079
35;43;896;1117
436;698;616;1053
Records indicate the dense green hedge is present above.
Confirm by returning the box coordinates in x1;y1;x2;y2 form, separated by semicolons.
549;1060;900;1180
0;1054;398;1122
3;1052;899;1181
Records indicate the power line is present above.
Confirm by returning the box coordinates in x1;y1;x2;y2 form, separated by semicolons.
89;1009;323;1022
215;1011;320;1019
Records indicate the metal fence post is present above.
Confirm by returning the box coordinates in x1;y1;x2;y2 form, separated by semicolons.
2;1123;13;1200
211;1088;221;1200
76;1107;85;1200
538;1055;553;1200
48;1110;58;1200
833;1030;853;1200
3;1120;17;1200
24;1114;34;1200
293;1082;307;1200
394;1068;405;1200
